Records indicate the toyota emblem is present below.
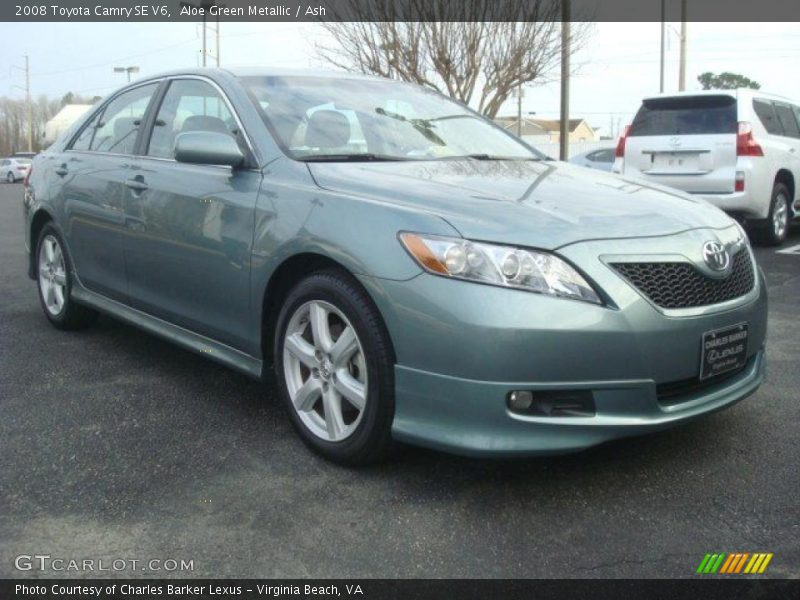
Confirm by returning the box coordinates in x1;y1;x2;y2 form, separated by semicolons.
702;241;731;272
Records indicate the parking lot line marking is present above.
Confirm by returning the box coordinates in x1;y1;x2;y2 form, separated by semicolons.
776;243;800;255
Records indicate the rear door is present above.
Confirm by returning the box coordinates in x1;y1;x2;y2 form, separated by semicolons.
624;94;738;193
59;82;160;301
772;101;800;212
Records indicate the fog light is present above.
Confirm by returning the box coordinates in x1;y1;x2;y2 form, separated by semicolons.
508;390;534;411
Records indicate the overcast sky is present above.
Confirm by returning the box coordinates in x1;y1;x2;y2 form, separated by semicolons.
1;21;798;137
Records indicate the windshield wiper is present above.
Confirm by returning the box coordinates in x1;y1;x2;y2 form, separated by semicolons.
439;154;542;161
298;153;407;163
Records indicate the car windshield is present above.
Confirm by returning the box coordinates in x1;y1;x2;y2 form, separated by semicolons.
242;75;543;162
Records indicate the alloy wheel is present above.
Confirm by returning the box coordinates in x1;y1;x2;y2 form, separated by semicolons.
282;300;368;442
773;192;789;239
38;234;67;316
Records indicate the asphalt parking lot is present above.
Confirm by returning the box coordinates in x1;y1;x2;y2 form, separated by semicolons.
0;182;798;579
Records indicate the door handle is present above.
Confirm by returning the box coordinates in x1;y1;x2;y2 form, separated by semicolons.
125;178;148;192
55;165;68;176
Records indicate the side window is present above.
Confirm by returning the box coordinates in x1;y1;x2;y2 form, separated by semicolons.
70;111;102;151
0;160;7;167
90;83;158;155
596;149;615;162
146;79;238;159
774;103;800;139
752;99;783;135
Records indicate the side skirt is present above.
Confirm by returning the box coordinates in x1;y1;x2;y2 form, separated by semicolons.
71;284;264;381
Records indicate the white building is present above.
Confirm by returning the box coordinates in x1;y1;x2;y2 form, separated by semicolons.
43;104;93;146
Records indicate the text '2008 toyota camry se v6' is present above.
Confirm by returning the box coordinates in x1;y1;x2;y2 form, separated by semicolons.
23;69;767;465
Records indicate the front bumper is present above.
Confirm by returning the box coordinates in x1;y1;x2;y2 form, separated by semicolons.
359;227;768;457
391;350;764;456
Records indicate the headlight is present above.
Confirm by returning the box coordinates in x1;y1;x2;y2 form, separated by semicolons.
399;232;602;304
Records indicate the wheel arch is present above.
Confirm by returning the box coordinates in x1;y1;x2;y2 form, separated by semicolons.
259;252;396;376
774;168;794;203
28;208;56;279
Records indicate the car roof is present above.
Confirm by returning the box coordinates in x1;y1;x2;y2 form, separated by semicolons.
642;89;793;103
132;67;386;85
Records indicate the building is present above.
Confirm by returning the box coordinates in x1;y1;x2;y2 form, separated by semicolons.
527;118;599;143
43;104;93;146
494;116;548;137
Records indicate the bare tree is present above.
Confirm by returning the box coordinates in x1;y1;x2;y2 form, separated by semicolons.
317;0;592;118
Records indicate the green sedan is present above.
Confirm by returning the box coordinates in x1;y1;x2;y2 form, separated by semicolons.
23;69;767;464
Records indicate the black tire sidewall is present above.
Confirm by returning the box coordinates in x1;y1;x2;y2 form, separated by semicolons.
273;271;394;464
765;182;790;245
7;172;14;183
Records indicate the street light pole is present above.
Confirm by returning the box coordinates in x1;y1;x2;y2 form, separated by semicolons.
114;66;140;83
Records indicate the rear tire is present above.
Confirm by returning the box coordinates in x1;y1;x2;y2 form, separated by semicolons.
273;269;395;466
35;224;98;330
754;182;790;246
6;172;15;184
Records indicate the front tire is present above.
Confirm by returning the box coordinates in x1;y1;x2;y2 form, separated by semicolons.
755;182;790;246
35;224;98;330
7;172;15;184
274;270;395;465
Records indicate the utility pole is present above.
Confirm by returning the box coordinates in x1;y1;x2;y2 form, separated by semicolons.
12;55;32;152
24;55;31;152
678;0;687;91
113;66;140;83
180;1;219;66
559;0;570;161
659;0;666;93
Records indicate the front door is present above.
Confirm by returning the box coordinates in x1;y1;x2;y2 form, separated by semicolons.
124;78;261;352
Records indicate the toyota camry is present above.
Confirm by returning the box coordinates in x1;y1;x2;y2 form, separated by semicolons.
23;68;767;464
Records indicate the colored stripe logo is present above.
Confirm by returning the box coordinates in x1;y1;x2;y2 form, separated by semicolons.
696;553;773;574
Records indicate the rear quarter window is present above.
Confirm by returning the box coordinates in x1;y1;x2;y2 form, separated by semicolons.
629;95;737;136
773;103;800;139
752;99;783;135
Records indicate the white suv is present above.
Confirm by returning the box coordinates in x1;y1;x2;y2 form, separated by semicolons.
614;89;800;245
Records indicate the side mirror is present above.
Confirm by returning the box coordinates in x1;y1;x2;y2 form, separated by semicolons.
174;131;244;168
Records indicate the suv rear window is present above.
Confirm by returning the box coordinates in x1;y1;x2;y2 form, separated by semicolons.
629;95;737;136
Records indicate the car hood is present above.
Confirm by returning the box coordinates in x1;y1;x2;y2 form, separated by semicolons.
308;159;734;249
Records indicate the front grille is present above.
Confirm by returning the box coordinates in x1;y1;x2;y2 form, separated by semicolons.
611;250;754;309
656;360;751;406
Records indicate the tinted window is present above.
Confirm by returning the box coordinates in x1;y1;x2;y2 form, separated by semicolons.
70;111;102;151
629;95;737;136
588;148;614;162
752;99;782;135
774;103;800;138
90;83;158;154
147;79;238;159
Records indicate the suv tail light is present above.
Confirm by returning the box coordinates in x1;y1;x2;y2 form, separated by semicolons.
737;122;763;157
615;125;630;158
23;165;32;187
